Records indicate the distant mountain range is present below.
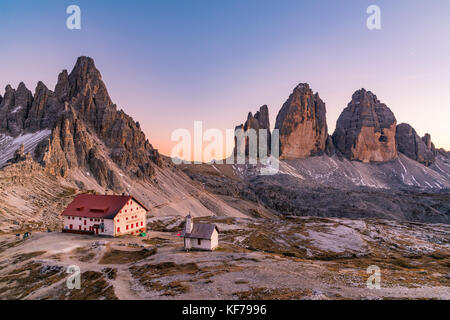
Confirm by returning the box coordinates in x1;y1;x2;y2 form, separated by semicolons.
0;57;449;230
185;81;450;223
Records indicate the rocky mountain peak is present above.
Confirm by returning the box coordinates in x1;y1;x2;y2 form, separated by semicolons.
0;82;33;136
274;83;328;159
55;69;69;100
4;84;13;93
70;56;101;83
17;81;28;91
1;85;15;110
234;105;271;158
295;83;311;91
66;56;112;106
422;134;435;152
0;56;161;192
332;89;397;162
244;105;270;131
396;123;436;166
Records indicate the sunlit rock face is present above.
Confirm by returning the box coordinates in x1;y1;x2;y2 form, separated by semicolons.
275;83;328;160
333;89;397;163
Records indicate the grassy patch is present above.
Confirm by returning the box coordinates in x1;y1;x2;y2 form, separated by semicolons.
56;271;118;300
163;281;190;296
233;287;312;300
99;248;157;264
143;237;170;245
12;251;46;264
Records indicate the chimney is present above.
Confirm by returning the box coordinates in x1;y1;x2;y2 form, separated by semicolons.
185;214;193;234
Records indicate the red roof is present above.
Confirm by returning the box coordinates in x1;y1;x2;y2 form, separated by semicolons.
61;194;149;219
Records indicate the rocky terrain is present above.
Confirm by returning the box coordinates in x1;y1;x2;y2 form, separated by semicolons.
181;155;450;224
0;215;448;300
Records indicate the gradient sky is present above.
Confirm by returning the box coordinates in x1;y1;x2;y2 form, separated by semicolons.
1;0;449;160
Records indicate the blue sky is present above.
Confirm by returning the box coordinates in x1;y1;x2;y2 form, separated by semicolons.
1;0;449;157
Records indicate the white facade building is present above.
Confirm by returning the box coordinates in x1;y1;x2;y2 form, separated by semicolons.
182;215;219;251
62;194;148;237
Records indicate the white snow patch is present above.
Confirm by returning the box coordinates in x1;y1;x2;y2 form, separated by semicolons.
398;158;407;180
0;130;51;167
10;106;23;114
411;175;420;187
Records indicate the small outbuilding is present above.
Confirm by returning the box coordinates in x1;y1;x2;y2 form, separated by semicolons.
61;194;148;237
182;215;219;251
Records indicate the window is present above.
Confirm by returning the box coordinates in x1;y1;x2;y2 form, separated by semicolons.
90;219;92;222
79;226;81;231
131;224;134;228
79;217;81;221
126;225;129;230
84;220;86;225
117;227;120;233
141;221;143;226
117;219;120;222
84;228;86;231
70;224;73;230
198;239;201;245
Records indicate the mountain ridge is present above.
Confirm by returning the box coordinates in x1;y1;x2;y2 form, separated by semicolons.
0;57;249;233
0;57;449;231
